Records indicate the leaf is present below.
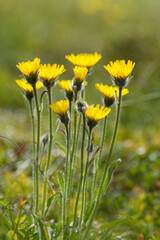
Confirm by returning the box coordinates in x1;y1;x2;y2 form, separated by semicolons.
38;219;49;240
55;142;66;154
55;221;62;238
99;217;132;240
1;213;12;230
15;214;26;224
88;147;101;168
102;159;121;193
105;217;132;233
29;233;39;240
43;194;58;219
0;200;9;206
52;120;59;137
57;172;65;195
84;201;96;224
6;230;17;240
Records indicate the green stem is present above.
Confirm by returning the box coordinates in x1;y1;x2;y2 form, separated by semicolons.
13;210;21;239
33;86;41;216
42;87;53;217
91;116;107;199
82;87;122;240
71;114;81;183
71;112;86;234
65;124;70;224
29;99;36;214
70;91;77;165
67;101;72;219
79;128;92;230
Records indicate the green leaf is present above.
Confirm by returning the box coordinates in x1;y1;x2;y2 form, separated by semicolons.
55;142;66;154
55;222;62;238
57;172;65;195
99;217;132;240
6;230;17;240
38;219;49;240
52;120;59;137
43;194;58;219
102;159;121;193
88;147;101;168
1;214;12;230
15;214;26;225
0;200;9;206
84;201;96;224
29;233;39;240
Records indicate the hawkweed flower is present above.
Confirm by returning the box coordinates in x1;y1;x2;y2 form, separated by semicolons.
16;58;40;85
50;99;69;125
104;60;135;88
75;100;88;113
58;80;73;101
73;66;88;92
39;64;66;89
15;79;42;101
65;52;102;68
85;104;111;131
95;83;129;107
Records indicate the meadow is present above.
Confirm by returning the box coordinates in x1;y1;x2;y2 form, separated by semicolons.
0;0;160;239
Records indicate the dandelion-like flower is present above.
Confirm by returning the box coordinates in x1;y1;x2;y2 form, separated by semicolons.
50;99;69;125
58;80;73;101
39;64;66;88
16;58;40;85
104;60;135;88
95;83;129;107
65;52;102;68
73;66;88;92
15;79;42;100
85;104;111;130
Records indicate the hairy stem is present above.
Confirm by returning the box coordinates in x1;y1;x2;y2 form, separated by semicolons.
91;116;107;199
72;112;86;234
29;99;36;214
42;87;53;217
33;86;41;215
82;87;122;239
79;128;91;229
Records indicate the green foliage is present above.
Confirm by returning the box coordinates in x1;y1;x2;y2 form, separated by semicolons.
0;0;160;239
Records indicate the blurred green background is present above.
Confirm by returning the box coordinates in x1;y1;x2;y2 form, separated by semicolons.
0;0;160;239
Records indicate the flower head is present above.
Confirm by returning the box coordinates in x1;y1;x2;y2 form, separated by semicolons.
95;83;129;107
75;100;88;113
50;100;69;125
104;60;135;88
65;52;102;68
16;58;40;85
58;80;73;101
15;79;42;100
85;104;111;130
40;64;66;88
73;66;88;92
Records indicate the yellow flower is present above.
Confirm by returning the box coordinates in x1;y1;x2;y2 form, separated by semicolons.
16;58;40;85
15;79;42;100
73;66;88;82
65;52;102;68
58;80;73;101
85;104;111;130
73;66;88;92
39;64;66;88
58;80;73;93
104;60;135;88
95;83;129;107
50;99;69;125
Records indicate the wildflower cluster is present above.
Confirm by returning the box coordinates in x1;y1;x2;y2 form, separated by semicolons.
15;53;135;239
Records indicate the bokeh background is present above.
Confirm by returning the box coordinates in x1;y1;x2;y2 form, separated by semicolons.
0;0;160;239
